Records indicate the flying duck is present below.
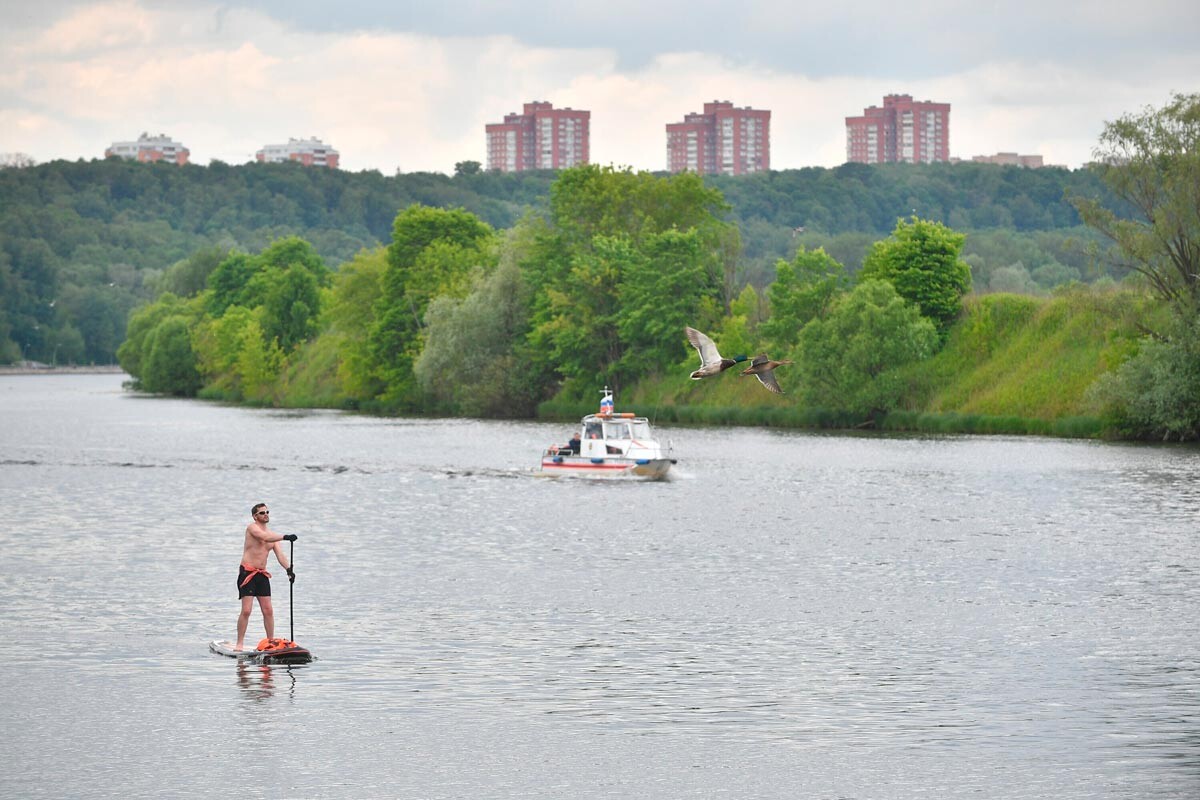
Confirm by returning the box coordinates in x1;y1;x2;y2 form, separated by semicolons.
739;354;793;394
685;326;748;379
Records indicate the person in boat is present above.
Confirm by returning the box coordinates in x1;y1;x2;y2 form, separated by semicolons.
235;503;297;651
567;433;581;454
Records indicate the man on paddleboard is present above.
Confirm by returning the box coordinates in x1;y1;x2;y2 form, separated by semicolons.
235;503;297;650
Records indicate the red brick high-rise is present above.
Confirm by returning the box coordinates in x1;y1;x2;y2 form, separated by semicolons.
845;94;950;164
486;101;590;172
666;101;770;175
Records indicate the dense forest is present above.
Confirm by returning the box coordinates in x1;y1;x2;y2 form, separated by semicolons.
0;156;1121;366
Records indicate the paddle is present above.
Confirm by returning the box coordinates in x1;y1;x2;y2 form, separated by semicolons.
289;538;295;642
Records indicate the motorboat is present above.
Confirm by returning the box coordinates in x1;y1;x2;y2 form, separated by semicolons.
538;387;675;480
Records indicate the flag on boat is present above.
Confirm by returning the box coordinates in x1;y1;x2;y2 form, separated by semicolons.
600;392;614;415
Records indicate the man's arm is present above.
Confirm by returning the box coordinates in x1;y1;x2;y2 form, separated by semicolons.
272;541;292;573
249;525;296;545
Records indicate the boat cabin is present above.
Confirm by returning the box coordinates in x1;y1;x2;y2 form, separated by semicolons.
579;413;653;458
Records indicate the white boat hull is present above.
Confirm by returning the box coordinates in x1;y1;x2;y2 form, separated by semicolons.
537;454;673;481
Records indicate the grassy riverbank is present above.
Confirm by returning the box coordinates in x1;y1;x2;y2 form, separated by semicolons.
540;287;1150;438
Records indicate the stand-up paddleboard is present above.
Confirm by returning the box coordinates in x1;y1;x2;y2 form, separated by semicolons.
212;537;315;664
209;639;314;664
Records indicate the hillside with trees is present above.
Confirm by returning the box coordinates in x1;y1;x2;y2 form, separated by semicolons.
1;154;1121;367
104;94;1200;440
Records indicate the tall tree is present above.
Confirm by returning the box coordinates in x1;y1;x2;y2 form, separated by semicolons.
369;205;496;407
525;166;737;397
618;229;713;381
325;247;388;401
1070;92;1200;314
415;256;535;417
261;265;321;352
1072;94;1200;441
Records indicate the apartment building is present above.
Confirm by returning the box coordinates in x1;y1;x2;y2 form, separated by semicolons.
256;137;340;168
105;132;190;165
666;101;770;175
485;102;590;172
845;94;950;164
970;152;1045;168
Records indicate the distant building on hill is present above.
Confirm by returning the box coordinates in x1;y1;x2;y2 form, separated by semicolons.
256;137;340;168
845;94;950;164
666;101;771;175
485;101;590;172
105;133;190;165
969;152;1046;168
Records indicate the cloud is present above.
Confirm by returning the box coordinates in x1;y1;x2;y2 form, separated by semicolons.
1;1;1197;172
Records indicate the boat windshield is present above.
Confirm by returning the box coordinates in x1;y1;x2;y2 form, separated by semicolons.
604;421;632;440
630;420;652;440
584;420;604;440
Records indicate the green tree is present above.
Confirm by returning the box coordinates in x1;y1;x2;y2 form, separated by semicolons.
118;293;197;380
524;166;737;398
1071;92;1200;314
207;238;328;318
235;316;284;403
206;253;258;317
797;280;938;418
1087;313;1200;441
192;305;256;397
1071;94;1200;440
325;247;388;401
730;283;766;329
543;165;735;297
618;229;716;381
760;247;847;351
859;217;972;336
369;205;496;408
156;246;227;298
261;265;321;352
141;316;202;396
528;234;629;395
415;256;535;416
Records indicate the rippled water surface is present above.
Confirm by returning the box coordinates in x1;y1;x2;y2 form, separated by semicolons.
2;374;1198;798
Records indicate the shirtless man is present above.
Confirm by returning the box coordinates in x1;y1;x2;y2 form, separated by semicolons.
235;503;297;650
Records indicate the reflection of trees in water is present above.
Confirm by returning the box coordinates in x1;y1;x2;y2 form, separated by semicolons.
236;661;298;702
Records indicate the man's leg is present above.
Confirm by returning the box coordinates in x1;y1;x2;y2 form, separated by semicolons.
236;595;254;650
258;596;275;639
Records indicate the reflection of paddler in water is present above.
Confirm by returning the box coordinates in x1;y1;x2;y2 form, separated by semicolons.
236;660;276;700
235;661;297;701
235;503;297;651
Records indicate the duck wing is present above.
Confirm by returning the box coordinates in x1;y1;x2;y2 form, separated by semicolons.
754;368;785;394
685;326;724;368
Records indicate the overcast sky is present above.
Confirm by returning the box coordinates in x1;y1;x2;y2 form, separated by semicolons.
2;0;1197;173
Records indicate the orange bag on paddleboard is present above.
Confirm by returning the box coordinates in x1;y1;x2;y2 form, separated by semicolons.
256;637;300;651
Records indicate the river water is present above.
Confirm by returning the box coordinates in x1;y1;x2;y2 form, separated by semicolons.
0;373;1197;798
